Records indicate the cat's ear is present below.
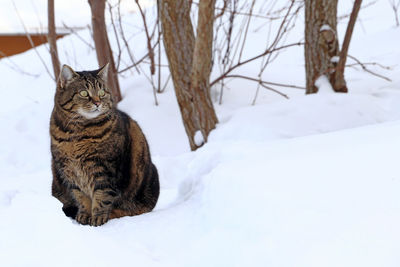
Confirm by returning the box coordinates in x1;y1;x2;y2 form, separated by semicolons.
59;64;78;88
97;63;109;82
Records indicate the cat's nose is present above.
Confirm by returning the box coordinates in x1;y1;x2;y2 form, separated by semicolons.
92;99;101;107
92;97;101;107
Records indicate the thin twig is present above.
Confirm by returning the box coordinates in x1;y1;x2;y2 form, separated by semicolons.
260;83;289;99
251;82;262;105
0;50;40;77
193;0;291;20
117;0;140;73
260;0;299;73
62;23;94;49
135;61;159;105
135;0;156;75
117;38;160;74
215;0;228;19
238;0;256;62
338;0;377;20
224;74;305;89
108;2;122;70
12;0;54;80
347;55;392;82
157;0;162;93
388;0;400;27
159;74;171;93
210;42;304;87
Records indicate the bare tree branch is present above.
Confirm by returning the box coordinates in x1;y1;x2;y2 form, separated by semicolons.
0;50;40;77
117;0;140;73
117;38;160;74
210;42;304;87
61;23;94;49
135;0;156;75
332;0;363;92
48;0;60;80
389;0;400;27
12;0;55;80
108;2;123;70
347;55;392;82
223;74;305;89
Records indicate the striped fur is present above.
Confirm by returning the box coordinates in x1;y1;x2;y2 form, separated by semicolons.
50;64;159;226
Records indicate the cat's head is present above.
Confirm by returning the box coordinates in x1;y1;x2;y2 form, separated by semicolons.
56;64;114;119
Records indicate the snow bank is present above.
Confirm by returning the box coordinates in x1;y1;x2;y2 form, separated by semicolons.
1;118;400;267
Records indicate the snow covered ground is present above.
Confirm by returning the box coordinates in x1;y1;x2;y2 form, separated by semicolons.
1;1;400;266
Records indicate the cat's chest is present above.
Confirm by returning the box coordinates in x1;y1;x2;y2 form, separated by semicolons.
57;140;99;163
61;140;110;195
58;126;117;158
69;160;92;195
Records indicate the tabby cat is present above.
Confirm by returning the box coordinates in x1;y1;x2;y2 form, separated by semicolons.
50;64;159;226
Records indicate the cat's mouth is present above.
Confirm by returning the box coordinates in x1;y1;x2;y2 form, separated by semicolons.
77;107;104;119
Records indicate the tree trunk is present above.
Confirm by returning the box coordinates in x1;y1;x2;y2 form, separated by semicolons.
47;0;60;81
304;0;343;94
160;0;218;150
88;0;121;102
191;0;218;145
332;0;362;92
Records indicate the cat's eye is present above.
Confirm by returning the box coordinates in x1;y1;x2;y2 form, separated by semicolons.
98;89;106;97
79;90;89;97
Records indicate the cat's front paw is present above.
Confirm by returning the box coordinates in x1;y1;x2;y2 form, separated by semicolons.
90;213;109;226
76;212;91;225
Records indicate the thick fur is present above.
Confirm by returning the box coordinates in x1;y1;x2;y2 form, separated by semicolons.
50;65;159;226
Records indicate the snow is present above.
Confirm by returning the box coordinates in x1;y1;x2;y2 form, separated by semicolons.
1;1;400;266
320;24;333;32
315;75;335;94
194;130;204;147
331;55;340;63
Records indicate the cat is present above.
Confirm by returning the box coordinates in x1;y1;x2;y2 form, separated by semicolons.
50;64;159;226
